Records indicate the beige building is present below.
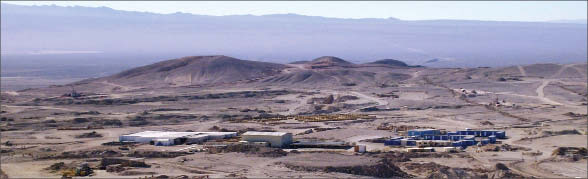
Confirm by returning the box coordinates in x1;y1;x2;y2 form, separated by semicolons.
241;131;293;147
406;147;434;152
441;147;458;152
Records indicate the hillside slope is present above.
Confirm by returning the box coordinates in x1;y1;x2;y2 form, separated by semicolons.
98;55;286;87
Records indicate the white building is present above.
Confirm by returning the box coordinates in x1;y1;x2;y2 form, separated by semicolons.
119;131;237;146
241;131;293;147
153;139;174;146
441;147;458;152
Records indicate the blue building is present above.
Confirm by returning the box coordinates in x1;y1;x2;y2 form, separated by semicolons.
456;129;506;139
405;140;417;146
384;140;401;146
489;135;497;143
385;128;505;148
407;129;441;137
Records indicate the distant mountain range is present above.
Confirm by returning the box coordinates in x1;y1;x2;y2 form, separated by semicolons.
547;19;587;24
1;3;586;67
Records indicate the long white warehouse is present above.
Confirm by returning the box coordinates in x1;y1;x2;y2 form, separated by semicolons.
119;131;237;146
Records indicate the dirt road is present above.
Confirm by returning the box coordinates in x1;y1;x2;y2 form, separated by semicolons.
508;160;564;178
349;91;388;106
535;80;562;105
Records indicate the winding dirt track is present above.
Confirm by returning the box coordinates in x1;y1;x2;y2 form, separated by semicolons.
535;80;562;105
533;64;584;106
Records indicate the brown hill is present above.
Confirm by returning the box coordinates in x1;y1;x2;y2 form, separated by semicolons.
366;59;409;67
94;55;413;89
304;56;355;69
30;55;415;93
99;55;287;87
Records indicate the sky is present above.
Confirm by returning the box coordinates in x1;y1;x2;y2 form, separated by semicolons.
2;1;587;22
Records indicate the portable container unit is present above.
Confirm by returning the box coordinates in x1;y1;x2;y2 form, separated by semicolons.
470;130;478;136
495;131;506;139
449;135;466;141
430;135;449;140
485;131;505;138
459;130;478;136
482;139;491;145
456;130;506;138
489;136;497;143
462;140;476;146
479;130;493;137
407;129;441;137
384;139;401;146
406;136;418;140
452;141;463;147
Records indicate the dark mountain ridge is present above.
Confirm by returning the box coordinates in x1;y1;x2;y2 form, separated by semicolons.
2;3;586;67
305;56;355;69
366;59;409;67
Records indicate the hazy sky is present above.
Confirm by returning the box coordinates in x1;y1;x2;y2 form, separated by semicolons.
3;1;587;21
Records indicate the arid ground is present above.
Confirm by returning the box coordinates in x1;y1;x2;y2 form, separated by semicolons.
1;56;586;178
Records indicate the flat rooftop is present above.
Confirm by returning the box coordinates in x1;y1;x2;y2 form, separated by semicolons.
122;131;236;138
242;131;290;136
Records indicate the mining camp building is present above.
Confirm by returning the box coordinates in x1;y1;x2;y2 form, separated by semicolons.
119;131;237;146
241;131;293;147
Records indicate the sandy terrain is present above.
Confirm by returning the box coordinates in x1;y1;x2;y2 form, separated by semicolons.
1;60;586;178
